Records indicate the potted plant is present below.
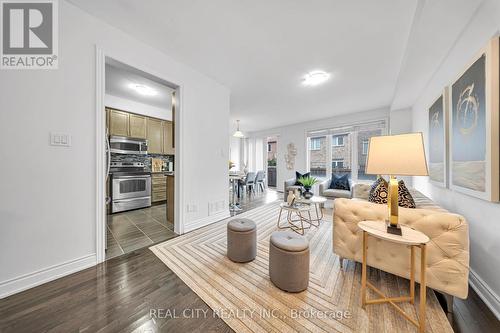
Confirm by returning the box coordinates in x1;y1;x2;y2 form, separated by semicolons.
298;176;318;199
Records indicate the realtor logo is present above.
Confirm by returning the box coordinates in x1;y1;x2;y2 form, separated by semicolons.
1;0;58;69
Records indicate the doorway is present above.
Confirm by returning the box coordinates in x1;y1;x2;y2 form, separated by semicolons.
95;50;182;263
266;137;278;188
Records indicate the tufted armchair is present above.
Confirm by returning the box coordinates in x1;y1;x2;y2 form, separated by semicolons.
333;193;470;309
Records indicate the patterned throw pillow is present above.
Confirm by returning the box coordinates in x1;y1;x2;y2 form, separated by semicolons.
368;178;416;208
368;177;389;204
329;174;350;190
368;177;386;203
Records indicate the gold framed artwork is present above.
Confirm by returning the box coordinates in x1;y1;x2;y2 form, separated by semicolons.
449;36;499;202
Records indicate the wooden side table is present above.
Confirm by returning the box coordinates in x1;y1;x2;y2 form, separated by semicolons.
358;220;430;333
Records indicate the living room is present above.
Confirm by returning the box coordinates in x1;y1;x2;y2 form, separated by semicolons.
1;0;500;332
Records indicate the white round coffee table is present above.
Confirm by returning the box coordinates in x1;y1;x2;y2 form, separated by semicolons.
277;202;313;235
297;196;327;226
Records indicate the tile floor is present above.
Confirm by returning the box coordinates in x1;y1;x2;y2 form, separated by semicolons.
106;203;177;260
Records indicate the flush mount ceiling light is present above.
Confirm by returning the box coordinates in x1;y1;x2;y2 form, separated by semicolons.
129;83;158;96
233;120;245;138
302;70;330;86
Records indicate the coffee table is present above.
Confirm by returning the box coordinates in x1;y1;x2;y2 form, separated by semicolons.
277;202;313;235
296;196;327;227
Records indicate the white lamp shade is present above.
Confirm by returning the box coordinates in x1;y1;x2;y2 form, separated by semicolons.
233;130;245;138
365;133;428;176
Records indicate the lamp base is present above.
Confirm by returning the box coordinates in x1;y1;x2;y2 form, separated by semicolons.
386;224;402;236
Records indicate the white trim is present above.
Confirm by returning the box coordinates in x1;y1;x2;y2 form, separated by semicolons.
183;211;231;234
469;269;500;320
95;46;106;264
174;86;184;234
0;254;97;299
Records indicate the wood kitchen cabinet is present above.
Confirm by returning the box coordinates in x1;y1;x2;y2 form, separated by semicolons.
162;121;175;155
151;173;167;203
109;109;129;136
147;118;163;154
129;114;147;139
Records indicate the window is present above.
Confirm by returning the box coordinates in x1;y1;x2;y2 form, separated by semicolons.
332;159;344;169
332;135;344;147
310;138;321;150
362;139;369;155
308;137;326;178
306;120;387;182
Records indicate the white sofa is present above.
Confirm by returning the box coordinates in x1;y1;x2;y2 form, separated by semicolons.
333;183;470;310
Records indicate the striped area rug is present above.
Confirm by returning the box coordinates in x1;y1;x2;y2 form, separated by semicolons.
150;201;452;333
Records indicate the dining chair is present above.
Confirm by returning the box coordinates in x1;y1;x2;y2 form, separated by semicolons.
242;172;257;195
255;171;266;192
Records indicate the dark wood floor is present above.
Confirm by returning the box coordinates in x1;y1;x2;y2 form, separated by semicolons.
1;190;499;333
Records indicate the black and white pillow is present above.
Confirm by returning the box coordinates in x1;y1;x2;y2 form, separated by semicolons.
368;177;388;204
368;178;415;208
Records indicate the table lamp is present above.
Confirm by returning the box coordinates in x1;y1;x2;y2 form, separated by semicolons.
365;133;428;235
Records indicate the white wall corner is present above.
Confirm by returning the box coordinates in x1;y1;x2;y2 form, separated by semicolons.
469;269;500;320
0;254;97;299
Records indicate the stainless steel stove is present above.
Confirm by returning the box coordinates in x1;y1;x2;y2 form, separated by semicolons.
109;162;151;213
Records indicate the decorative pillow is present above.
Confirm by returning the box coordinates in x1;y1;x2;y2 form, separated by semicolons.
368;177;388;204
368;178;416;208
329;174;350;190
397;180;416;208
295;171;310;185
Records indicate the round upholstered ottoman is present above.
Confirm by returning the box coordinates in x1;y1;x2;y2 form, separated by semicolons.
227;218;257;263
269;230;310;292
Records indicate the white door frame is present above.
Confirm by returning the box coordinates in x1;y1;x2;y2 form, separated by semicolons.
95;46;185;264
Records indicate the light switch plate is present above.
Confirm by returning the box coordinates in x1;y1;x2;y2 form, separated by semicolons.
50;132;71;147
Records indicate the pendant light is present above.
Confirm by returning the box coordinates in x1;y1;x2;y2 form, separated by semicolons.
233;120;245;138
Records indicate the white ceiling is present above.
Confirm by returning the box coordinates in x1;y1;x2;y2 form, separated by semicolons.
105;59;174;109
70;0;483;132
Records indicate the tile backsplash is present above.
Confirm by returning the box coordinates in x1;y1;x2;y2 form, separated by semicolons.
111;153;174;171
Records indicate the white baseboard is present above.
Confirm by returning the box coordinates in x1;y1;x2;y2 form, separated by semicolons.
0;254;97;299
469;269;500;320
183;211;230;234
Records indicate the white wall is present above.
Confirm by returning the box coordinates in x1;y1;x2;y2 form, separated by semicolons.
105;94;172;121
410;0;500;317
0;0;230;298
247;108;391;192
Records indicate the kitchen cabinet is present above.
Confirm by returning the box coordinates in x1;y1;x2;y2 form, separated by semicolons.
162;121;175;155
109;109;129;137
147;118;163;154
129;114;147;139
151;173;167;203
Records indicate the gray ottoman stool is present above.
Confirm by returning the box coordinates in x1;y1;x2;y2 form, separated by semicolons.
269;230;309;292
227;218;257;263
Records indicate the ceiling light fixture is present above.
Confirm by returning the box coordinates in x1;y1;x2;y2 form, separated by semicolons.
233;120;245;138
302;70;330;86
130;83;158;96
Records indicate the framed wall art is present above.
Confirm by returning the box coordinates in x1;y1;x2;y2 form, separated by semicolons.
428;88;449;188
449;36;499;202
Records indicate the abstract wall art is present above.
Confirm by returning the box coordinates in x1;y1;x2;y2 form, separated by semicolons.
428;89;449;187
449;36;499;202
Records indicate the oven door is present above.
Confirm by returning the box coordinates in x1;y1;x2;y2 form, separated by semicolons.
109;137;148;155
112;175;151;200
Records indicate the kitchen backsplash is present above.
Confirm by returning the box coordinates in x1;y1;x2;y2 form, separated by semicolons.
111;153;174;171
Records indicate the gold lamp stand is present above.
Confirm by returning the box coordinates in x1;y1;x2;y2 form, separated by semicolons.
387;175;402;235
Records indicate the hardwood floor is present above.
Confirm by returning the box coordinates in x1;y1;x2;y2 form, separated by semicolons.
1;190;499;333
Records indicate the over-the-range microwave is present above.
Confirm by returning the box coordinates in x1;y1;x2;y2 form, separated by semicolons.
109;136;148;155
